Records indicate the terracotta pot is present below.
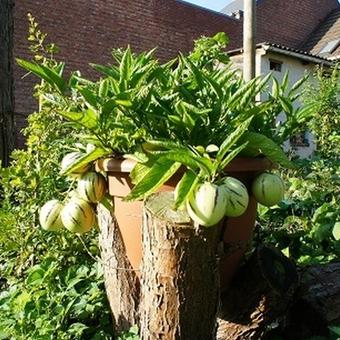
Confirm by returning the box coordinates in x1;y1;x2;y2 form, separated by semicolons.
96;157;273;287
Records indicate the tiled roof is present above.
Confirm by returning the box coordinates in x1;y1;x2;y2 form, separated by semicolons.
302;8;340;58
221;0;244;15
228;42;335;65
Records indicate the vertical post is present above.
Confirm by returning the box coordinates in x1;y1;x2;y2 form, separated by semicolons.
243;0;256;82
0;0;15;167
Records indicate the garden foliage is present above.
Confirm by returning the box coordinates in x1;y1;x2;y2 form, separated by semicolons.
0;15;113;339
257;65;340;265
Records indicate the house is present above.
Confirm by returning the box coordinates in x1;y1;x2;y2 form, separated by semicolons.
12;0;339;148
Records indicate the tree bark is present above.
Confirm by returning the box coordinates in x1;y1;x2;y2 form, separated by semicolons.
217;245;299;340
139;192;222;340
97;203;140;334
0;0;15;167
284;261;340;339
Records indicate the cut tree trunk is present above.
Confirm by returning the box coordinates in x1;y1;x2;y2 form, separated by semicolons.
217;245;299;340
98;192;340;339
139;192;222;340
97;203;140;334
283;261;340;339
0;0;14;167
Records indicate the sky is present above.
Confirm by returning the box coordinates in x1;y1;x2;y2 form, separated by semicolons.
183;0;233;12
184;0;340;11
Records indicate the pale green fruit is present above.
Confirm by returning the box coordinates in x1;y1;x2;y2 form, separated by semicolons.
221;177;249;217
61;198;95;234
60;152;90;175
186;182;227;227
39;200;64;231
252;172;285;207
77;172;106;203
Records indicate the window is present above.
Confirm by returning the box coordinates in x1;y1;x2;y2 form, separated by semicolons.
269;59;282;72
319;39;340;55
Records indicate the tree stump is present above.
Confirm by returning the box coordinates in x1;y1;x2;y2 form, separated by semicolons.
217;245;299;339
139;192;222;340
97;203;139;333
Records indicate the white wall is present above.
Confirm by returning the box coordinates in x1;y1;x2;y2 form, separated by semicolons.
230;49;319;158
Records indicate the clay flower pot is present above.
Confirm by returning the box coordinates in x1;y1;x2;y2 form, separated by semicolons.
96;157;273;288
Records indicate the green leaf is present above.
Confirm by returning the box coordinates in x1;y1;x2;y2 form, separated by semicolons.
279;96;293;115
119;46;132;89
90;63;120;79
216;116;252;163
272;77;280;99
130;161;154;185
58;109;98;129
174;170;199;209
151;149;213;176
125;158;181;201
212;32;229;45
61;147;111;175
281;71;289;92
242;132;294;168
227;77;257;110
332;222;340;241
17;58;67;93
78;87;99;109
98;79;109;97
289;74;309;95
219;142;249;170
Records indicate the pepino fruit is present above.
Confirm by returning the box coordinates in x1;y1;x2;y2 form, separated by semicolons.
186;182;227;227
251;172;284;207
60;152;90;175
222;177;249;217
39;199;64;231
61;197;95;234
77;172;106;203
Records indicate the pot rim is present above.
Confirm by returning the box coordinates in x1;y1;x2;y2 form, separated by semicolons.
96;156;275;173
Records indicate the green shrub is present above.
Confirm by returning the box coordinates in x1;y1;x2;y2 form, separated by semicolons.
256;65;340;265
0;15;113;339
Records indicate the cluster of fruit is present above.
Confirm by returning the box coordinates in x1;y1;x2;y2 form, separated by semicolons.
186;172;284;227
39;152;107;234
39;152;284;232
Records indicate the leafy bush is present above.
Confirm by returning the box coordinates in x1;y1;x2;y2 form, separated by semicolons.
0;15;113;339
256;65;340;265
18;32;316;208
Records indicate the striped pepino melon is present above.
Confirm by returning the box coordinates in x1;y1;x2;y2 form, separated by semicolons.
251;172;284;207
60;152;90;175
221;177;249;217
186;182;227;227
39;199;64;231
77;172;107;203
61;197;95;234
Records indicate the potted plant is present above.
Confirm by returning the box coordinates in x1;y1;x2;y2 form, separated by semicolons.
18;32;316;286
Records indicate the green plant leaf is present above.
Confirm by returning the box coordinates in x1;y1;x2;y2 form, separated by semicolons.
58;109;98;129
119;46;132;89
125;158;181;201
151;149;213;176
242;132;294;168
17;58;67;93
216;116;252;163
61;147;111;175
78;87;99;109
279;96;293;115
174;170;199;209
219;142;249;170
130;161;154;185
90;63;120;79
272;77;280;99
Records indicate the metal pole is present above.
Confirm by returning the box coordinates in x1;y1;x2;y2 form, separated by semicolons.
243;0;256;81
